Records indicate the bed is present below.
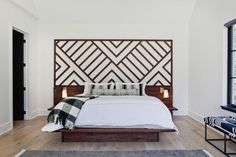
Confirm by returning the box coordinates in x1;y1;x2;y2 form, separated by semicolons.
43;84;177;142
46;39;176;142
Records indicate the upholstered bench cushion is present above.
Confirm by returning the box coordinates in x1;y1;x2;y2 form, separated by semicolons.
204;116;236;138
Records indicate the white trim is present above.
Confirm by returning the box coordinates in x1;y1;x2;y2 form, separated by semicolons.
9;25;13;131
37;110;50;116
187;114;225;136
29;110;49;119
173;113;188;116
12;27;25;35
188;110;205;123
29;111;39;119
23;32;29;120
0;122;12;136
222;27;228;106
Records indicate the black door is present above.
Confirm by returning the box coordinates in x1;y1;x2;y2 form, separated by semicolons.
13;30;25;120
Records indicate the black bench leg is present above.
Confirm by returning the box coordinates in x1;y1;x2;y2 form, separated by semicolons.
205;123;236;157
205;123;207;141
224;134;227;154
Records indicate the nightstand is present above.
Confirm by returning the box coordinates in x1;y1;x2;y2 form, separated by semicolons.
168;107;178;117
48;106;54;111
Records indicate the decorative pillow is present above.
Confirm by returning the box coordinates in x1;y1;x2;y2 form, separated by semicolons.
83;82;146;96
115;82;146;96
83;83;91;95
83;83;114;95
141;82;147;95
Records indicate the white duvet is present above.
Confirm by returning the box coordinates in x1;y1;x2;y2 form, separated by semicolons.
42;96;177;132
76;96;176;129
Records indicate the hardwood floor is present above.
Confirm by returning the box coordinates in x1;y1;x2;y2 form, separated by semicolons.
0;116;235;157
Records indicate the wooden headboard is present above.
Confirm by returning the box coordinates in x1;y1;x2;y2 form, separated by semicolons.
54;39;173;107
54;85;172;107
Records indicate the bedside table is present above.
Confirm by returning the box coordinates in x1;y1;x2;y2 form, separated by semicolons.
48;106;54;111
168;107;178;117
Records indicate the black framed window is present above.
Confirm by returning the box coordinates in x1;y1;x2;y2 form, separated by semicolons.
227;24;236;105
224;19;236;112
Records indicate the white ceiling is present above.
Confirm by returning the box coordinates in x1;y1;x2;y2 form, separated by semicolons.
11;0;196;24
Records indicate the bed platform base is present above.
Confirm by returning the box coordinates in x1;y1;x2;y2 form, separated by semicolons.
60;128;175;142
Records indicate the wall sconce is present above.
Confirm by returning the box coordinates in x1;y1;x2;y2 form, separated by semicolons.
160;87;164;93
163;89;169;98
62;87;68;98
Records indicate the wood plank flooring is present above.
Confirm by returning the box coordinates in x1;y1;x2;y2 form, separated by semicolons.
0;116;235;157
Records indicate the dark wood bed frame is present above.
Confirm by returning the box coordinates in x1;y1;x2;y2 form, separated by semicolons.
54;85;175;142
53;39;175;142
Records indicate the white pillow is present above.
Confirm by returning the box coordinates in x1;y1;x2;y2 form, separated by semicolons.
83;83;92;95
115;82;146;96
83;83;114;95
83;82;147;96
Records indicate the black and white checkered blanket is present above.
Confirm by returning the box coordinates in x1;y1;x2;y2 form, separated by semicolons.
47;95;98;129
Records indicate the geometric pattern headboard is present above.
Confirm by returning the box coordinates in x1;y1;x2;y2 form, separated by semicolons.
54;39;172;86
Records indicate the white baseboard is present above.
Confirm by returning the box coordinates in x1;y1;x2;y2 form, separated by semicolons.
188;111;224;136
29;110;39;119
37;109;49;116
29;109;49;119
0;121;12;136
188;110;205;124
173;113;188;116
0;109;47;135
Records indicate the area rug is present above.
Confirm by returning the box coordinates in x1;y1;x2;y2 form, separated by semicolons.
16;149;213;157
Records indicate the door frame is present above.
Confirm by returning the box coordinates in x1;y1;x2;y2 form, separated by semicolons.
11;26;29;122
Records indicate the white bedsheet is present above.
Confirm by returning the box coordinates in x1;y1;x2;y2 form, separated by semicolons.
75;96;177;130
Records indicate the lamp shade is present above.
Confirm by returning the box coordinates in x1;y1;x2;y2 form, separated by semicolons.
160;87;164;93
163;89;169;98
62;87;67;98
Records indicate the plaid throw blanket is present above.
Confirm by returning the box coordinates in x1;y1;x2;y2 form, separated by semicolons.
47;95;98;129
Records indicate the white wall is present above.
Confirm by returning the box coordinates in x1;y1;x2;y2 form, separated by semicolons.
0;0;39;135
3;0;236;136
38;23;189;115
0;0;192;135
189;0;236;122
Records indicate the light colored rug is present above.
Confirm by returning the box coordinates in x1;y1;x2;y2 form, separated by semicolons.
16;149;213;157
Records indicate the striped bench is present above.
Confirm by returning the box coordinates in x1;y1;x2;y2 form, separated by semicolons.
204;116;236;157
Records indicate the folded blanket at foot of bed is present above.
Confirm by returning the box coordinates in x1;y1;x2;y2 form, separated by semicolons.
45;95;98;131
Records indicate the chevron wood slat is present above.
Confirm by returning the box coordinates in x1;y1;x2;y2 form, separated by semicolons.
54;39;172;86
